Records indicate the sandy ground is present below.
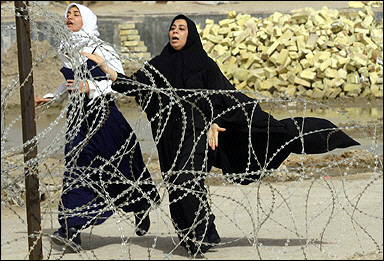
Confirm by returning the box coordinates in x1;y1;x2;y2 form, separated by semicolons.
1;173;383;260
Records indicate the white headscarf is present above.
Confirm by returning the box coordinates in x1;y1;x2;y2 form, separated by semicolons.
55;3;124;102
65;3;100;48
59;3;102;68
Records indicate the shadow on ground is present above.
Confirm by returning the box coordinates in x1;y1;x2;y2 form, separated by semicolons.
43;228;329;257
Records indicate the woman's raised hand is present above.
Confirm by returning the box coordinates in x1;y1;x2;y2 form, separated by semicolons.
81;52;106;69
81;52;117;81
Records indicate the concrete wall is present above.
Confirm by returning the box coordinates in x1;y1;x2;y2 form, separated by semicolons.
132;14;253;56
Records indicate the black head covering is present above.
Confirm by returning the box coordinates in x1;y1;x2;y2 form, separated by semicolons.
151;14;208;89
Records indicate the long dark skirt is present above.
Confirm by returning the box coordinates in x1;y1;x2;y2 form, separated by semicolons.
59;98;160;230
160;125;217;246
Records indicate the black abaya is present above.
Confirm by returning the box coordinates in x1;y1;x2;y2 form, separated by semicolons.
110;14;359;253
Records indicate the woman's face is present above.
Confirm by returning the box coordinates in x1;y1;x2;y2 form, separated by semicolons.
169;19;188;51
66;6;83;32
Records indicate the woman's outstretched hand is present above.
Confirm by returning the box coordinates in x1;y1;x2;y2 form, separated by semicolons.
81;52;117;81
35;97;51;107
208;123;226;150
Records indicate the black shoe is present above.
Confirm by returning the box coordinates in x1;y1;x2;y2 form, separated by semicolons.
207;223;221;245
51;227;81;252
134;212;150;236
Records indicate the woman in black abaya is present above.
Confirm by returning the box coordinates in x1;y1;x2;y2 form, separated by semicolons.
83;14;359;256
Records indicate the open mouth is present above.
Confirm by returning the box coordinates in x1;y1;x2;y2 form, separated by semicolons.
171;36;179;41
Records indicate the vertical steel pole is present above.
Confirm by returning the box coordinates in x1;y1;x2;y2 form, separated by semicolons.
14;1;43;260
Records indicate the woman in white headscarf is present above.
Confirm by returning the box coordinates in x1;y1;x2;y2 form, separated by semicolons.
35;3;160;251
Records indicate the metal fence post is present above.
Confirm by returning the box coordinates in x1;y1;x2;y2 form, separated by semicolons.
14;1;43;259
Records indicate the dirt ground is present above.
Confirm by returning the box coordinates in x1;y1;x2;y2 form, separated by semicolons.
1;1;383;260
1;173;383;260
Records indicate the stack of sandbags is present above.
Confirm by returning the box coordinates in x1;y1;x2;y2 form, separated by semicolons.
198;5;383;99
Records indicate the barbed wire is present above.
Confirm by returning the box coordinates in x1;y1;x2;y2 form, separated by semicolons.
1;2;382;260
